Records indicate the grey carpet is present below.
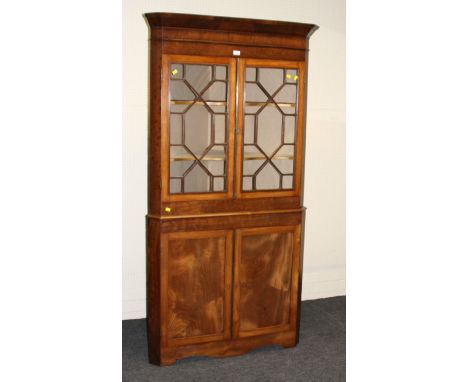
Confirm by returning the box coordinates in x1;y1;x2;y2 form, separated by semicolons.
123;296;345;382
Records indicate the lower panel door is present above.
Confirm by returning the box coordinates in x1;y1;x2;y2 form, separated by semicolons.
161;230;233;347
233;225;301;338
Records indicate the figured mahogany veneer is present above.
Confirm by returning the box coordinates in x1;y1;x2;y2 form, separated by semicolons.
162;230;232;347
147;211;304;366
144;12;318;366
234;225;301;338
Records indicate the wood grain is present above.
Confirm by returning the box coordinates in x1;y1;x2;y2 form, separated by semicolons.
157;210;303;233
160;330;297;366
162;41;307;61
161;230;232;347
146;217;161;364
145;12;318;38
160;196;301;216
147;38;163;215
161;27;307;50
233;226;300;338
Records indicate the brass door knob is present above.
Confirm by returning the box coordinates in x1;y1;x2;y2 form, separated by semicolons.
164;207;171;213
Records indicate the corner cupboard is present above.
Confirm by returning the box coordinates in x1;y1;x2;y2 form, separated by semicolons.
144;12;318;366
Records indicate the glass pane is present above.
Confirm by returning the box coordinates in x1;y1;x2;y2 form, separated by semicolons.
170;146;194;161
170;64;183;79
204;81;226;101
184;164;210;193
285;69;298;84
170;147;194;179
244;145;266;160
273;144;294;159
204;160;225;176
284;116;295;144
245;67;256;82
170;178;182;193
256;162;280;190
244;115;255;144
243;177;253;190
215;66;227;80
169;114;183;144
210;104;227;114
258;68;283;95
170;81;195;113
170;160;194;178
242;65;299;192
169;62;229;194
274;84;296;103
214;115;226;144
185;65;212;93
213;177;225;191
283;175;293;189
184;104;212;157
257;106;282;156
243;145;266;176
272;158;293;175
244;159;265;176
245;83;267;114
203;145;226;182
204;145;226;161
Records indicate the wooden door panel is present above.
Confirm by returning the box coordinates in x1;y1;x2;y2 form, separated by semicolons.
161;230;232;346
233;225;301;338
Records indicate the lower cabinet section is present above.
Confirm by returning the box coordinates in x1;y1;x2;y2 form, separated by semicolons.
148;211;304;365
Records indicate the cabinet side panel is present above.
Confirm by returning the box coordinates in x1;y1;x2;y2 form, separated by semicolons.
148;32;163;214
146;217;161;363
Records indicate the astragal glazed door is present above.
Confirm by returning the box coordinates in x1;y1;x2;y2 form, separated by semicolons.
161;55;305;202
236;59;305;198
161;55;237;202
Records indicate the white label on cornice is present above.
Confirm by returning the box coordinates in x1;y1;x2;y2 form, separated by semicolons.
233;50;241;56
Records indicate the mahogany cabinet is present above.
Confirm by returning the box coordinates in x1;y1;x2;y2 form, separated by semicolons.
144;12;318;366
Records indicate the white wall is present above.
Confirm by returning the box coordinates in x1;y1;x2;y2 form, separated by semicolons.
123;0;345;319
